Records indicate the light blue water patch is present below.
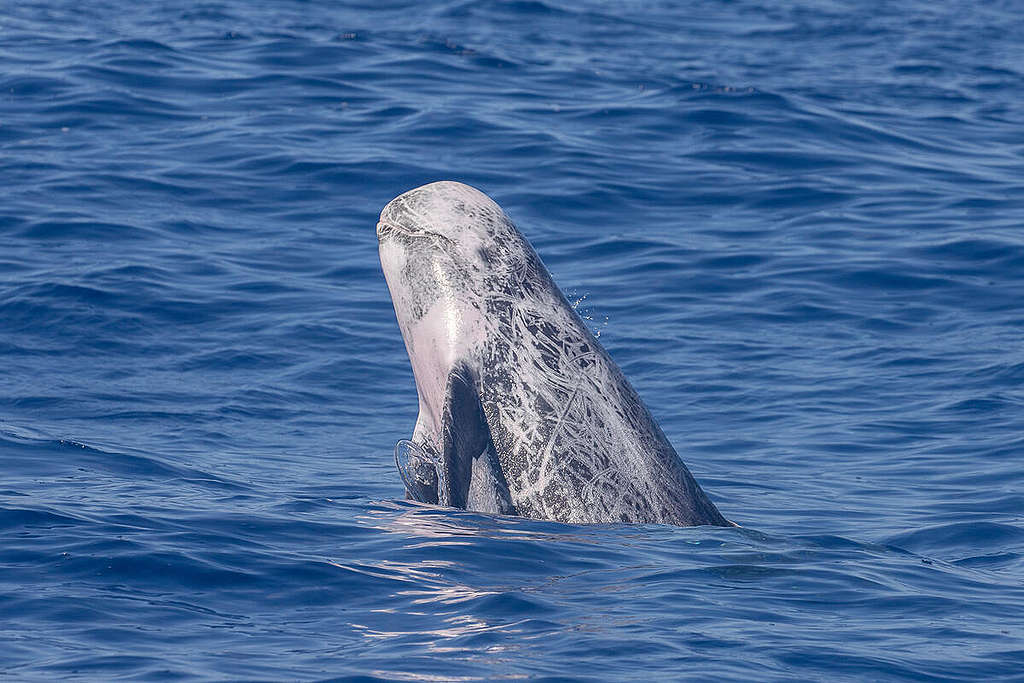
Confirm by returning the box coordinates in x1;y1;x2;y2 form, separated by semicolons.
2;0;1023;679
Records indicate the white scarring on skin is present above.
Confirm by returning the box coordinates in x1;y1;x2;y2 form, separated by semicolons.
378;181;732;527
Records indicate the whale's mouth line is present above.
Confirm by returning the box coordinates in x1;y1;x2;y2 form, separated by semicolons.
377;221;458;251
376;220;413;240
377;220;434;240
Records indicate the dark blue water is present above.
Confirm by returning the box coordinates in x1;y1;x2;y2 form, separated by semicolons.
3;0;1023;679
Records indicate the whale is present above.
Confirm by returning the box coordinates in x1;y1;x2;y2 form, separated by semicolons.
377;181;731;527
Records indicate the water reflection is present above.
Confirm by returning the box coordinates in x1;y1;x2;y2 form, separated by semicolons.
361;498;634;545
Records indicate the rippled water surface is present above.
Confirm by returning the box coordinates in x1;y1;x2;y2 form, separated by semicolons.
3;0;1024;680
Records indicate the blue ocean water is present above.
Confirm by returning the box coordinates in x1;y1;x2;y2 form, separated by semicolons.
2;0;1023;679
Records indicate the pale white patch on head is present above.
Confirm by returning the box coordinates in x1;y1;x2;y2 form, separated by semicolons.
378;180;504;258
377;182;500;441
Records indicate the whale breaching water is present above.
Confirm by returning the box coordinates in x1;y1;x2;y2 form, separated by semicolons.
377;181;731;527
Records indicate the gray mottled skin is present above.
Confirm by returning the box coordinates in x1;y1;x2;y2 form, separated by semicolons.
377;181;731;527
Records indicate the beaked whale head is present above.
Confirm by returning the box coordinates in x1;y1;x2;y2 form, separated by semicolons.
378;181;537;510
376;182;532;442
378;183;735;527
376;180;526;311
